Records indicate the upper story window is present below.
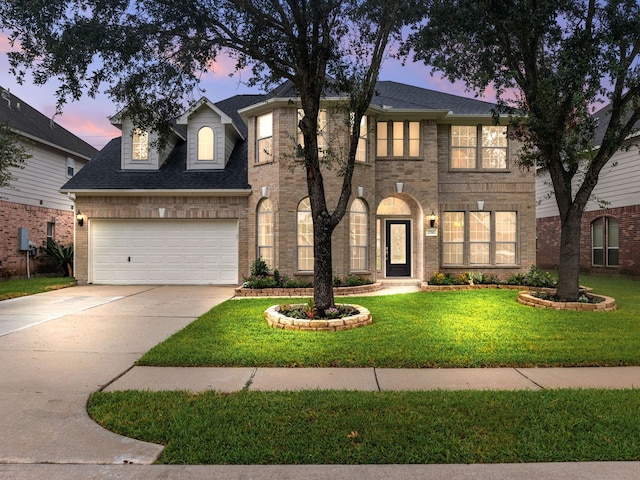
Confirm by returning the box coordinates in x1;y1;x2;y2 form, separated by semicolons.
451;125;507;170
355;115;368;163
298;109;327;158
66;157;75;177
256;112;273;164
592;217;619;267
132;129;149;161
197;126;215;161
376;121;421;158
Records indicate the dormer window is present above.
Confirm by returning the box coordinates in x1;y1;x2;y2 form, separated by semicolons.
132;129;149;161
197;126;215;161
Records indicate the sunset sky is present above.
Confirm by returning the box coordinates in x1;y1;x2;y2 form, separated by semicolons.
1;33;496;151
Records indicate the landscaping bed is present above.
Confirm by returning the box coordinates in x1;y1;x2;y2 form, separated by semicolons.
235;282;381;297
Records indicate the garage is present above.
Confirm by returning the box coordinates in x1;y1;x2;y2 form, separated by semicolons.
89;219;238;285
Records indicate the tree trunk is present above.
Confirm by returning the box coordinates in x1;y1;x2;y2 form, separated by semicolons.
555;208;582;301
313;220;335;313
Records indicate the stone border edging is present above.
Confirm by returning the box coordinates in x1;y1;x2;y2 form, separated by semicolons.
517;291;617;311
265;304;372;331
235;282;381;297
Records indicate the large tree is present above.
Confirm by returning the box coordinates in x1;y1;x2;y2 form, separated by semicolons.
409;0;640;301
1;0;414;312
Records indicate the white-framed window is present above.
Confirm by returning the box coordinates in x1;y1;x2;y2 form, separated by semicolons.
443;211;518;266
46;222;55;242
66;157;75;177
197;126;215;161
469;211;491;265
495;211;517;264
297;109;327;158
350;198;368;271
451;125;507;169
443;212;465;265
592;217;619;267
376;120;421;158
257;198;275;270
297;197;314;271
132;129;149;161
256;112;273;163
355;115;368;162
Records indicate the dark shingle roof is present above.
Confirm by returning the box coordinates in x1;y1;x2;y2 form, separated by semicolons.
61;94;261;192
0;87;98;159
592;103;640;146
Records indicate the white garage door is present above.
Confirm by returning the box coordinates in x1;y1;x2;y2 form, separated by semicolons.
90;219;238;285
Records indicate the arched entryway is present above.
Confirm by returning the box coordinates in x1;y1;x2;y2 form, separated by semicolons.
376;195;423;279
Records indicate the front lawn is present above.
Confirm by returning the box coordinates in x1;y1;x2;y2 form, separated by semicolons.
88;388;640;464
0;277;76;301
139;275;640;368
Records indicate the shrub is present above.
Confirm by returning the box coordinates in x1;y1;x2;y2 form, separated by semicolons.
43;239;74;277
250;257;269;277
506;265;556;288
344;275;373;287
429;272;459;285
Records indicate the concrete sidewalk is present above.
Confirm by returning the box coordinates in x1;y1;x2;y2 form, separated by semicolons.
105;365;640;393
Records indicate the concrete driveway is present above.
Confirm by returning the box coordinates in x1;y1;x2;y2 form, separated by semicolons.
0;284;235;464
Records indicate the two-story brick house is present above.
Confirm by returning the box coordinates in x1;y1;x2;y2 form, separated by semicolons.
0;87;96;278
62;81;536;285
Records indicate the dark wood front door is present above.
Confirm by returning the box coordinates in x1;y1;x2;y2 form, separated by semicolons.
385;220;411;277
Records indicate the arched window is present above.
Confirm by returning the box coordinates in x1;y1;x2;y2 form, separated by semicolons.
350;199;368;271
592;217;619;267
376;197;411;216
297;197;314;271
257;198;274;269
198;126;215;161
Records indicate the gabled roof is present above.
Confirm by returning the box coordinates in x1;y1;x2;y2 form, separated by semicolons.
592;103;640;147
61;94;263;194
176;97;245;140
0;86;97;160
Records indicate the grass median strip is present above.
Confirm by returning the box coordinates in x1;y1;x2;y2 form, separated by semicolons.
139;275;640;368
88;388;640;465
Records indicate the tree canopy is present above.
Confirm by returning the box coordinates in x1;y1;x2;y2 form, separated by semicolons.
0;122;29;190
409;0;640;300
0;0;416;310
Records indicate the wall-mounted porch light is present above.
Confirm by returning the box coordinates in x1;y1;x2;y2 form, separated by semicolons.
429;210;436;228
76;211;84;227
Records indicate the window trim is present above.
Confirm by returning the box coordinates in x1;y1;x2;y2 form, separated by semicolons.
592;216;619;268
256;112;273;164
66;157;75;177
256;198;275;270
349;198;368;271
132;129;149;161
197;126;215;162
450;125;508;170
376;120;421;159
296;197;314;272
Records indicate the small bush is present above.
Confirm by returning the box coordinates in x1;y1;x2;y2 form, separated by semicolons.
507;265;555;288
250;257;269;277
429;272;459;285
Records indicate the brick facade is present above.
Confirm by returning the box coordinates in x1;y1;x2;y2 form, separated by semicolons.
73;195;249;284
537;204;640;277
0;200;74;278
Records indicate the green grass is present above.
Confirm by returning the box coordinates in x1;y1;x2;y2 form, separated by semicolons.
139;275;640;368
88;388;640;464
0;277;76;300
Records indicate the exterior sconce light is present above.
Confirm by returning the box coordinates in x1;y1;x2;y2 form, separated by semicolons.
76;211;84;227
357;186;364;198
395;182;404;193
477;200;485;211
430;210;436;228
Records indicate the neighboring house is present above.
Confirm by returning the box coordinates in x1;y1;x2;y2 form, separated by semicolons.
0;87;97;278
62;81;536;285
536;105;640;277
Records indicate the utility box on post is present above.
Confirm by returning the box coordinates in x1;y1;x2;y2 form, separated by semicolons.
18;228;29;251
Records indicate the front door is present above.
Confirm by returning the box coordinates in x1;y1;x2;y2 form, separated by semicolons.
385;220;411;277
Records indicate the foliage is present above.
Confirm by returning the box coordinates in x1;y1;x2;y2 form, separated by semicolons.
0;0;418;312
505;266;556;288
42;239;74;277
0;121;29;190
334;275;374;287
0;276;76;301
139;275;637;368
278;300;358;320
408;0;640;301
429;271;459;285
249;257;269;277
